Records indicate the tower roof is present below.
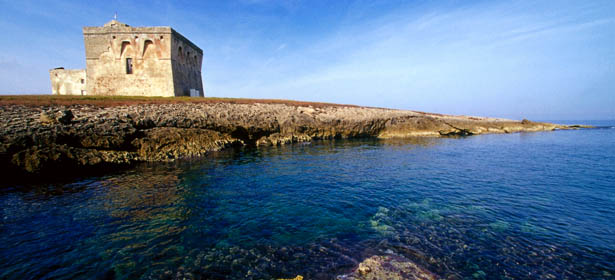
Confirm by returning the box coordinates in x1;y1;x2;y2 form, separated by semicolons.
103;19;129;27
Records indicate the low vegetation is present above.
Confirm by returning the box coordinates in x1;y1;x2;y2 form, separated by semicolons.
0;95;359;108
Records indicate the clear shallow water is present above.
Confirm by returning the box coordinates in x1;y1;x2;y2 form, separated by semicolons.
1;125;614;279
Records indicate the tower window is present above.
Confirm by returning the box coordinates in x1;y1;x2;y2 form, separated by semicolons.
126;58;133;74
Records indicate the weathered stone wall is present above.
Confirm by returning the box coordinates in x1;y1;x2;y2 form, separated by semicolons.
83;21;175;97
171;30;204;97
49;68;86;95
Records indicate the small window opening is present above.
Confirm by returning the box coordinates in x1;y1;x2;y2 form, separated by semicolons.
135;35;138;39
126;58;133;74
80;79;84;84
160;35;164;40
112;36;116;39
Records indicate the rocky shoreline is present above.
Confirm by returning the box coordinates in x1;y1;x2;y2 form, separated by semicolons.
1;101;571;179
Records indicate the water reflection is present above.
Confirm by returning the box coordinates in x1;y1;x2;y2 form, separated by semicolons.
379;136;439;148
98;166;184;222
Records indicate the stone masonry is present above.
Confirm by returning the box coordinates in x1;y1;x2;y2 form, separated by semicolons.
49;68;86;95
50;20;204;97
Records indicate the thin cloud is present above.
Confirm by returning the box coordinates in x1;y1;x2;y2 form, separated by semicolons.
276;43;287;51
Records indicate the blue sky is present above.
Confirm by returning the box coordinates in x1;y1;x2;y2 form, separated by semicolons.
0;0;613;120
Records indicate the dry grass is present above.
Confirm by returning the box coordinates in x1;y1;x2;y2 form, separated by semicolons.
0;94;360;108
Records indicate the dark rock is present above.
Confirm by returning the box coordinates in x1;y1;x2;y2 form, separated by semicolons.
57;110;74;124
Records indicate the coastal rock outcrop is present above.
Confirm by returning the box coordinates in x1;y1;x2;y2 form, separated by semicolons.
0;101;571;177
337;255;436;280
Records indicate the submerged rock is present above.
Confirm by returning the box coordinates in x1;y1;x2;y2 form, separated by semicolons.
369;207;396;236
337;255;436;280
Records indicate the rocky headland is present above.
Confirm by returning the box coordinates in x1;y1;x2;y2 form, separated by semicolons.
0;97;573;179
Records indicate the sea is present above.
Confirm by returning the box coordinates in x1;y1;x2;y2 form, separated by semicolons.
1;121;614;279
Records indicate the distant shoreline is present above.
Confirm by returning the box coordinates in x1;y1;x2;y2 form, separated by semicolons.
0;95;582;179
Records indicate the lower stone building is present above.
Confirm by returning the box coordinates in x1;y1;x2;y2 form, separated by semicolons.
49;68;86;95
50;20;204;97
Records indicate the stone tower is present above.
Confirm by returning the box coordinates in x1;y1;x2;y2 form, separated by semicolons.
51;20;204;97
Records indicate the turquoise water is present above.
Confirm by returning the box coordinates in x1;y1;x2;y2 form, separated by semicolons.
1;123;614;279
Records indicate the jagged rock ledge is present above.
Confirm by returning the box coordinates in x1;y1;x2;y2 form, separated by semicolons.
337;254;436;280
0;101;573;178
